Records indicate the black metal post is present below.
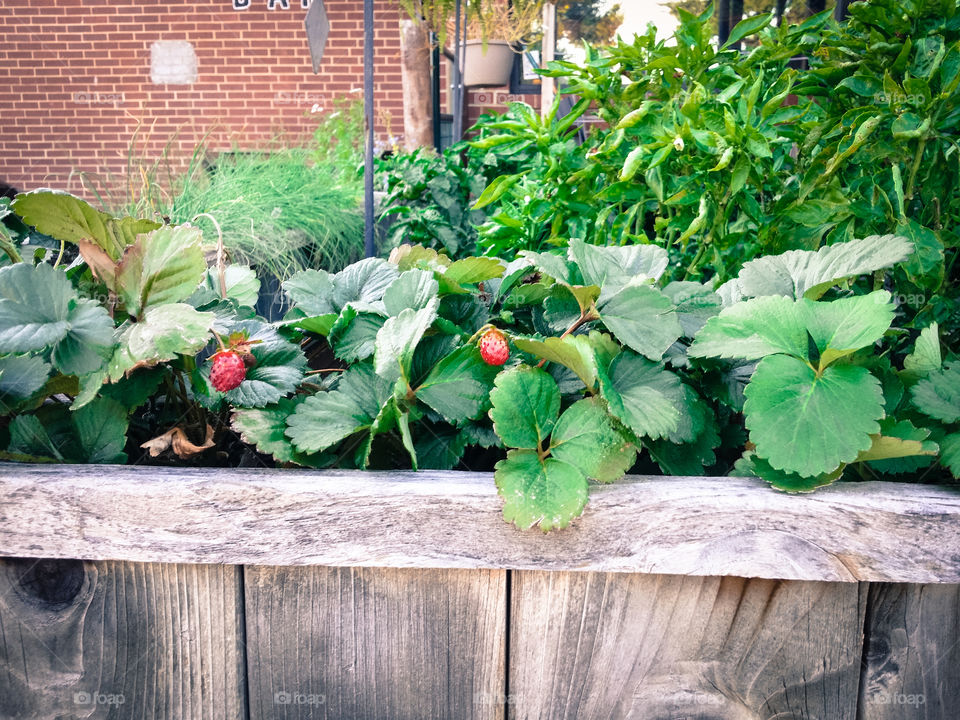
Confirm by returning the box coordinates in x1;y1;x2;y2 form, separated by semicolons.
452;0;463;142
364;0;375;258
432;34;441;152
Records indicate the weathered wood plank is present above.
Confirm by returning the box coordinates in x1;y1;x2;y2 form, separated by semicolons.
508;571;867;719
1;463;958;582
859;583;960;718
0;558;246;719
243;566;505;720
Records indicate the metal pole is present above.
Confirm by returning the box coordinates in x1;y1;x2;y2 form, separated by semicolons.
364;0;375;258
431;34;441;152
452;0;463;142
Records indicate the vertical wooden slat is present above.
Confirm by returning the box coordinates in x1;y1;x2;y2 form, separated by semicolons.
244;566;506;720
0;558;246;720
858;583;960;719
508;571;866;720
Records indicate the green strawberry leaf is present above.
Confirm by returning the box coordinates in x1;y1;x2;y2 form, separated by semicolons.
383;268;440;315
374;298;439;384
489;365;560;450
910;361;960;423
688;294;808;361
328;305;386;362
415;345;499;424
734;234;914;300
902;323;941;381
733;453;843;492
0;263;115;375
8;397;127;463
743;354;884;477
862;419;938;475
414;420;469;470
0;354;51;404
599;284;682;361
109;303;214;380
568;238;669;293
331;257;399;309
939;432;960;479
286;363;392;454
804;291;894;367
116;224;207;316
662;281;722;337
513;334;599;391
232;397;331;467
549;397;636;482
648;413;721;475
283;269;336;316
10;189;160;260
192;265;261;309
857;418;939;463
494;449;588;531
72;396;128;464
441;256;504;286
599;351;683;441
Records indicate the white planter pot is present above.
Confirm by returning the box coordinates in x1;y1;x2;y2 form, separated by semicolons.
463;39;516;88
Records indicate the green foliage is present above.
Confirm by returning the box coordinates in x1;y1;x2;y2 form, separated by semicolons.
376;145;488;257
0;191;307;465
168;147;364;279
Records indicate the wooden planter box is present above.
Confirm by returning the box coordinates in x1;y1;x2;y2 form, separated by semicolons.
0;463;958;719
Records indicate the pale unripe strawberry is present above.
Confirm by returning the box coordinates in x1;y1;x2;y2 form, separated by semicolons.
209;350;246;392
478;327;509;366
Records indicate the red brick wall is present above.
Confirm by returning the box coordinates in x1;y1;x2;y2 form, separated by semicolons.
0;0;409;197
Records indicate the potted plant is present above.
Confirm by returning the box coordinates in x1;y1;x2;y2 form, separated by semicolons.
461;0;542;87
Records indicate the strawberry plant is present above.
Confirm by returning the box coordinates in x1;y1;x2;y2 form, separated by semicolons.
0;190;306;464
1;192;957;530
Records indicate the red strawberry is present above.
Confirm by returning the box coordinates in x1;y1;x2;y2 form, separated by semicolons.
478;327;509;366
209;350;247;392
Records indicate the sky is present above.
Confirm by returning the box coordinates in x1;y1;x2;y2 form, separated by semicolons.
612;0;680;42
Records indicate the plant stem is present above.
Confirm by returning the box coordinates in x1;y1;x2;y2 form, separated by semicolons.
905;136;928;200
0;228;22;264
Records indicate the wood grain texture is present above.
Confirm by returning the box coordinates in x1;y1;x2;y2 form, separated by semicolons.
243;566;506;720
0;558;246;720
859;583;960;719
1;463;959;582
508;571;867;720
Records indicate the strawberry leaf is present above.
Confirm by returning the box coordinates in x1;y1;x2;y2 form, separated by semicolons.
383;268;439;315
902;323;941;381
489;365;560;450
599;351;683;441
549;397;636;482
116;224;207;316
513;334;599;391
598;284;682;361
0;354;50;403
232;397;331;467
494;449;588;531
286;364;392;454
0;263;114;375
910;361;960;423
743;354;884;477
109;303;214;380
374;298;439;384
415;345;499;424
688;294;808;360
734;234;914;300
215;321;307;408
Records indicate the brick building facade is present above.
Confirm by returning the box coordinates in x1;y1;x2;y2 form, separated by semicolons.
0;0;538;198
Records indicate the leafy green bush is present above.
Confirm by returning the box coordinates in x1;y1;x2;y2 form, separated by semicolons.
376;145;488;257
0;192;956;529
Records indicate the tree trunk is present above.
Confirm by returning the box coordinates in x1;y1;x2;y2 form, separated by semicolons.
729;0;744;48
807;0;826;16
399;18;434;151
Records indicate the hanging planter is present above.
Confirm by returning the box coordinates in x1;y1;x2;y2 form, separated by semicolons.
463;39;517;87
